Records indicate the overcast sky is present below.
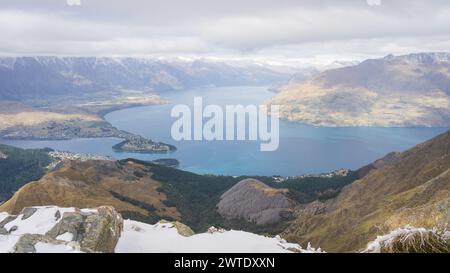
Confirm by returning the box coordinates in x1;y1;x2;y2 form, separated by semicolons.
0;0;449;65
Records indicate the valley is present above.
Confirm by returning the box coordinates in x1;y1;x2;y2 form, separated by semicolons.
0;54;449;253
0;57;297;156
0;129;449;252
3;85;447;176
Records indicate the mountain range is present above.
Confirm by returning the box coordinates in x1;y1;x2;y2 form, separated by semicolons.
0;57;292;101
270;53;450;127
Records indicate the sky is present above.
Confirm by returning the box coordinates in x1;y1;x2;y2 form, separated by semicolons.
0;0;449;65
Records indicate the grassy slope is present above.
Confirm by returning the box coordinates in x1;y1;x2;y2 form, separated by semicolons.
282;130;450;252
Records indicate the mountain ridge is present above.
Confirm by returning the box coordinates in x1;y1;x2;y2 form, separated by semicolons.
0;56;292;101
269;52;450;127
282;130;450;252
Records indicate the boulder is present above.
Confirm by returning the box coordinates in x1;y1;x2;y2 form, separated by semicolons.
0;227;7;235
159;220;195;237
46;211;85;241
20;207;37;220
0;215;17;229
80;206;123;253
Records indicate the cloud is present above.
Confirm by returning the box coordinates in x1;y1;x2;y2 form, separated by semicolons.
0;0;449;64
66;0;81;6
366;0;381;6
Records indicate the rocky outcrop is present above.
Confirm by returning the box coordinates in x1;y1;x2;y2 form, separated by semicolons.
20;207;37;220
159;220;195;237
45;206;123;253
0;215;17;235
217;179;292;225
82;206;123;252
0;206;123;253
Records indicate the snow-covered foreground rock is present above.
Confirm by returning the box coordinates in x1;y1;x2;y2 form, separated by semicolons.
116;220;320;253
0;206;321;253
0;206;122;253
0;207;79;253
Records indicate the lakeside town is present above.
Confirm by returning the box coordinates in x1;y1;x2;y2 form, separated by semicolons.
47;150;114;169
271;168;351;183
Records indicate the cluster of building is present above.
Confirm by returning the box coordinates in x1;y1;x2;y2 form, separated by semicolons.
272;168;350;182
47;150;114;169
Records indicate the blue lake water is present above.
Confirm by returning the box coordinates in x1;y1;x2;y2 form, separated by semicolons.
1;85;449;176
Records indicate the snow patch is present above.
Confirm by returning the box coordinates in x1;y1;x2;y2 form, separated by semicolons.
34;242;82;253
0;234;21;253
0;212;8;223
4;206;75;236
116;220;322;253
2;206;324;253
56;232;74;242
80;208;98;214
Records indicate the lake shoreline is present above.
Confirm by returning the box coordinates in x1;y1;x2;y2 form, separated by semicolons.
2;86;449;176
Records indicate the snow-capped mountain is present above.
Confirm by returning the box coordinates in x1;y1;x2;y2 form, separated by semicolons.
318;60;361;71
0;57;293;100
383;52;450;65
270;52;450;127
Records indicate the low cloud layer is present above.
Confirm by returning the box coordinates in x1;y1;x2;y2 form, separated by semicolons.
0;0;449;64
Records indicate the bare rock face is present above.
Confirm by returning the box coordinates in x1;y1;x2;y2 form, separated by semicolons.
217;179;292;225
79;206;123;252
46;212;85;241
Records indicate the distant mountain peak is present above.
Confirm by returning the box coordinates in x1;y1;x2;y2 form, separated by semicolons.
383;52;450;65
270;52;450;127
0;56;294;101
